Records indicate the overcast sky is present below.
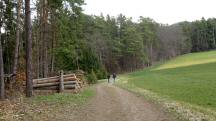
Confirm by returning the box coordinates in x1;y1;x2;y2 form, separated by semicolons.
83;0;216;24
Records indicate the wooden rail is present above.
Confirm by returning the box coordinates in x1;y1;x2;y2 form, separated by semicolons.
33;71;84;94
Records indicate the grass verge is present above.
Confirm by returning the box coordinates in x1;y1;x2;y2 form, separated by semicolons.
116;77;216;121
33;87;95;105
0;86;95;121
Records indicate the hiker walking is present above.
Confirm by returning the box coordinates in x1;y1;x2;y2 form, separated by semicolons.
107;74;110;83
112;73;116;83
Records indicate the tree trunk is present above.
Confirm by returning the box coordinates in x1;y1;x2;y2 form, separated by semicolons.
51;52;55;73
35;9;40;78
50;9;56;73
39;0;43;78
36;27;40;78
0;4;5;100
51;37;55;73
0;26;5;100
149;43;153;66
11;0;22;84
42;0;49;77
25;0;33;97
213;28;215;46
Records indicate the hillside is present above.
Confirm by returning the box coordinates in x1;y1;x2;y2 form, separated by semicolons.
119;50;216;111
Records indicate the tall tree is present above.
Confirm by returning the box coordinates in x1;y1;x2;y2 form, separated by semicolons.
12;0;22;83
25;0;33;97
0;28;4;100
138;17;158;66
41;0;49;77
3;0;16;74
0;1;4;99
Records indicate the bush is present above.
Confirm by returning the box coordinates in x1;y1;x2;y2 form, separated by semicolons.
96;67;107;80
86;70;98;84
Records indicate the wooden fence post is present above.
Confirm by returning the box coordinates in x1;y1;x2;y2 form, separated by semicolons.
59;70;64;93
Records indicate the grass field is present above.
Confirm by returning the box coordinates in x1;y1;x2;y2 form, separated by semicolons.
119;51;216;111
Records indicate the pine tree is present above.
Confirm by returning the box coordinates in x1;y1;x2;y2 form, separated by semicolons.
25;0;33;97
12;0;22;84
0;0;5;100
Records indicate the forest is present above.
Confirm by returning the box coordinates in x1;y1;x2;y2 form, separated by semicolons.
0;0;216;99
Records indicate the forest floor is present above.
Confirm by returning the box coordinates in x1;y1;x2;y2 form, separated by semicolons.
0;83;179;121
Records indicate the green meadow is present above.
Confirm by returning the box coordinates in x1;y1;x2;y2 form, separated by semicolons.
120;51;216;110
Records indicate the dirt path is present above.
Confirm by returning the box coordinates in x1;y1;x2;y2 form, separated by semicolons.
0;83;179;121
73;83;178;121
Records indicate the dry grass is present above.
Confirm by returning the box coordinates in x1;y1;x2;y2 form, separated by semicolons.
0;87;95;121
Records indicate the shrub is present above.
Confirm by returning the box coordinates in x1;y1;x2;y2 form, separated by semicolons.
86;70;98;84
96;67;107;80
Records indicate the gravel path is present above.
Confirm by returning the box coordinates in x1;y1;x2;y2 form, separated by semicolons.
73;83;178;121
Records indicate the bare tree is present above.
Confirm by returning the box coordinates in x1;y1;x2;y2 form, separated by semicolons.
11;0;22;84
25;0;33;97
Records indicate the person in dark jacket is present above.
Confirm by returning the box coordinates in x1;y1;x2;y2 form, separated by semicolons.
112;73;116;83
107;74;110;83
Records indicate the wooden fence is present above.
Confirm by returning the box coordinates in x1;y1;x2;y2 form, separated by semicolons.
33;71;84;94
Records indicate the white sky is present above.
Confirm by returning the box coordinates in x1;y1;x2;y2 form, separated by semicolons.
83;0;216;24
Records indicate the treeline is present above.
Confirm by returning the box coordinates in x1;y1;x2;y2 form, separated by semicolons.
182;18;216;52
83;15;159;72
84;15;192;72
0;0;213;98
